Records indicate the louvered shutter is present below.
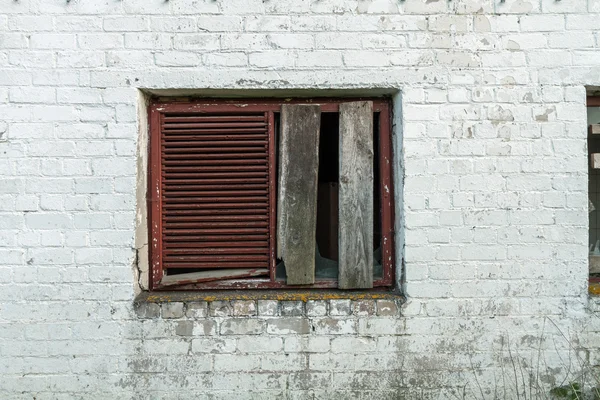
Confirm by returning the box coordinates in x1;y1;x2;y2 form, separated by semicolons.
155;112;271;287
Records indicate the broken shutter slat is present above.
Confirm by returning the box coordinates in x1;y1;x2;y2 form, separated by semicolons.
160;268;270;287
338;101;374;289
277;104;321;285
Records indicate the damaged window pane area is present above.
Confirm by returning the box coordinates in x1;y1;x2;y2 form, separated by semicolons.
148;99;394;291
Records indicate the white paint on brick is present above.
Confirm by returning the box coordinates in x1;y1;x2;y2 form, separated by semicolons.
0;1;599;398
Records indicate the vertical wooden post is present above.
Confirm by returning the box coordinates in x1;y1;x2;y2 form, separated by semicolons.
338;101;374;289
277;104;321;285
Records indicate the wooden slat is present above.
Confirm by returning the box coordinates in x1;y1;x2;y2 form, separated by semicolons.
338;101;374;289
590;125;600;135
162;135;267;141
162;140;267;147
162;128;268;134
163;165;268;172
164;254;268;262
277;104;321;285
163;115;266;122
162;203;268;210
164;228;268;234
163;234;268;241
165;215;268;221
165;241;267;248
161;122;267;129
160;268;269;286
165;248;268;255
164;209;268;216
591;153;600;169
163;153;267;160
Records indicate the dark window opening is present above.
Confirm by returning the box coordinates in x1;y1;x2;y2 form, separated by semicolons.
587;96;600;291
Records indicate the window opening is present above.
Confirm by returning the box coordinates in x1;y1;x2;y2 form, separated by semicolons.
148;99;394;290
588;96;600;281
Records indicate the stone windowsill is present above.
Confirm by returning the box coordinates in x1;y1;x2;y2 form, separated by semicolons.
136;289;404;304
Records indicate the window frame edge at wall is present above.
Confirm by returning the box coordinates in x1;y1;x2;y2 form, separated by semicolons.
147;97;395;291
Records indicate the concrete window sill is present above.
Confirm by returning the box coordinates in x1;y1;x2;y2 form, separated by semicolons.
136;290;404;304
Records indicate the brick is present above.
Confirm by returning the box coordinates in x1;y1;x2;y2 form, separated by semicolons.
232;301;257;317
8;16;53;31
0;249;24;265
198;16;243;32
27;248;73;265
9;52;56;69
213;354;260;372
124;33;172;50
57;51;105;68
192;338;236;354
244;16;290;32
192;320;216;336
257;300;278;316
306;300;327;316
331;337;376;353
78;34;123;49
352;300;376;316
173;34;220;50
103;17;149;32
161;302;185;319
237;337;283;353
154;51;201;67
25;214;73;230
209;301;232;317
296;51;343;68
220;319;265;335
30;34;76;49
376;300;398;316
107;51;155;68
267;318;310;335
57;88;102;104
312;318;356;335
150;17;196;32
329;300;351;316
204;52;248;67
55;16;103;32
185;302;208;318
281;301;304;317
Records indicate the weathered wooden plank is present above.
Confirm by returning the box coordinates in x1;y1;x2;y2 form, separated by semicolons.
591;256;600;274
277;104;321;285
160;268;269;286
338;101;374;289
592;153;600;169
589;124;600;135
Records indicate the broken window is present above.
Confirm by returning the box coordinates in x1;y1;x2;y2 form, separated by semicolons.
148;99;394;290
588;95;600;290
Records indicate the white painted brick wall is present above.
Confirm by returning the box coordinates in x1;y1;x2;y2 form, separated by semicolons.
0;0;600;398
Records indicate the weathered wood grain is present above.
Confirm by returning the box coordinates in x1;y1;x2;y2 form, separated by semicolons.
338;101;373;289
277;104;321;285
592;153;600;169
160;268;269;286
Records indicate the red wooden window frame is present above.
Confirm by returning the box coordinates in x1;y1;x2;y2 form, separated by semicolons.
148;98;395;290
